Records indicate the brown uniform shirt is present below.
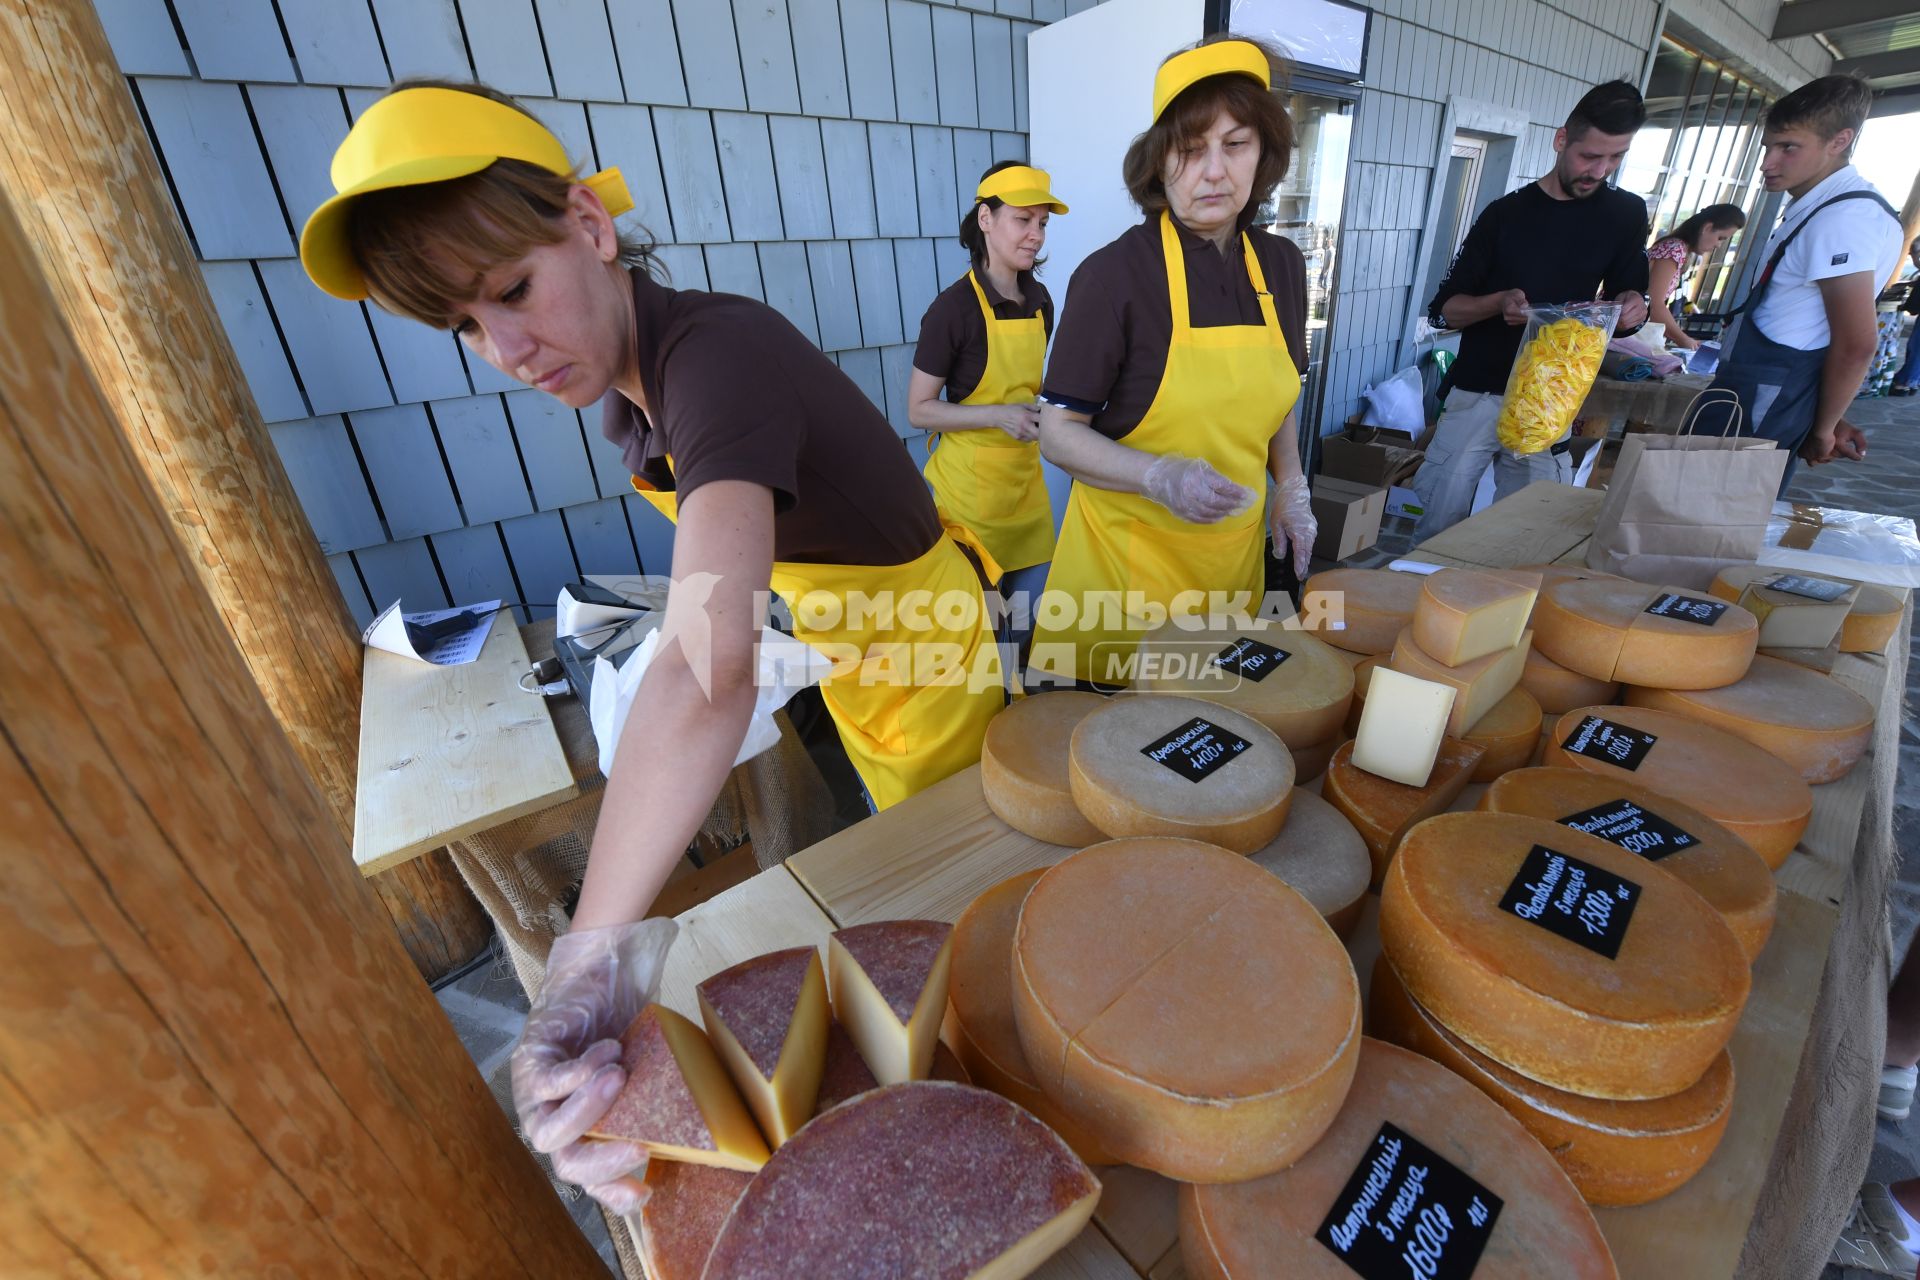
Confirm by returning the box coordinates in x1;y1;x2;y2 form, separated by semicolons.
911;268;1055;402
600;271;942;567
1041;211;1308;441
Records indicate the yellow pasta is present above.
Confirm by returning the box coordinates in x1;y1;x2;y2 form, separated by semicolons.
1496;316;1609;454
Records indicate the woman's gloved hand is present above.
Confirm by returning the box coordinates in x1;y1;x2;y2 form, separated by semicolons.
510;919;678;1215
1141;453;1256;524
1268;472;1318;578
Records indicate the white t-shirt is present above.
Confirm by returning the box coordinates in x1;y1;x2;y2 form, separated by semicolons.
1751;165;1904;351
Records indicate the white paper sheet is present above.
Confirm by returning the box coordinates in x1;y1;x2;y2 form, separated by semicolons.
363;599;499;665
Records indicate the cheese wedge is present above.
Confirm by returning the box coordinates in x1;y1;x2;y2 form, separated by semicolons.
814;1020;968;1112
1012;838;1360;1182
1543;705;1812;868
1733;578;1857;649
638;1160;751;1280
588;1005;770;1172
1068;694;1294;854
1179;1038;1618;1280
1534;578;1756;690
1390;626;1531;737
1379;811;1750;1099
1369;958;1734;1208
942;870;1119;1165
1298;567;1427;655
1247;790;1371;938
1521;643;1621;714
1413;569;1538;666
1625;654;1874;785
827;920;954;1087
1709;564;1904;653
1481;767;1777;961
1134;614;1355;748
1464;686;1544;783
1324;737;1485;889
979;691;1108;846
1351;666;1455;786
696;947;830;1147
703;1082;1101;1280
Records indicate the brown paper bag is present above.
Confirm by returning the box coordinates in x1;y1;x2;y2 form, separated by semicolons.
1584;390;1786;589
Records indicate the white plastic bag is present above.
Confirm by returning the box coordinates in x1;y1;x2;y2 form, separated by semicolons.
1759;501;1920;587
1361;366;1426;436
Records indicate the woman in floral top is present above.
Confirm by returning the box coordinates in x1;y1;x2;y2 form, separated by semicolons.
1642;202;1748;352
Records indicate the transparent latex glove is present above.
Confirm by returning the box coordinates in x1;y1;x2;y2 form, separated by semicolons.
1268;473;1318;578
510;918;678;1214
1141;453;1256;524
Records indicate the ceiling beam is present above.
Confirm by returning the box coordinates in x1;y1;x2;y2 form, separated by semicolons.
1835;47;1920;80
1869;84;1920;116
1772;0;1919;39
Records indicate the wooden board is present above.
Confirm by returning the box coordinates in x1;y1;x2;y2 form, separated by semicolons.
353;618;576;875
1414;481;1606;569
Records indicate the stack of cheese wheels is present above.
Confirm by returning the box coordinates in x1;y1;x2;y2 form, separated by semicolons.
979;691;1108;846
1245;790;1372;938
1543;705;1812;868
1625;654;1874;785
1480;767;1777;962
1012;838;1360;1181
1534;578;1758;689
1134;615;1354;782
1709;563;1905;654
1463;686;1545;781
1068;695;1294;854
1297;567;1427;655
1369;959;1734;1207
1323;737;1486;888
1178;1038;1618;1278
1522;643;1623;714
1342;655;1379;736
1380;811;1750;1099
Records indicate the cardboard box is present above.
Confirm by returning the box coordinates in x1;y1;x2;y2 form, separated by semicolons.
1310;476;1386;562
1321;422;1426;490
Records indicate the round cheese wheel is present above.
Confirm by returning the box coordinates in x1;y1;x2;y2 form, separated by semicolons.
1134;616;1354;747
1069;695;1294;854
1521;643;1622;714
1369;958;1734;1208
1343;654;1380;736
1247;790;1371;939
1480;767;1778;961
1299;568;1426;655
1323;737;1486;889
1178;1038;1617;1280
1465;687;1544;783
1012;838;1360;1182
1841;585;1906;653
1535;579;1756;690
943;870;1119;1165
1624;655;1874;785
980;691;1109;846
1379;811;1750;1099
1290;736;1338;783
1542;705;1812;867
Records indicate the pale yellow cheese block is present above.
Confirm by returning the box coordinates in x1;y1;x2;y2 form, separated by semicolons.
1625;654;1874;785
702;1082;1101;1280
1352;665;1456;786
1379;811;1751;1099
1134;614;1355;748
1369;958;1735;1208
698;947;830;1147
1413;568;1538;666
1012;838;1361;1182
1733;579;1856;649
1464;686;1544;783
1521;643;1622;714
979;690;1108;847
1323;737;1485;889
1068;694;1294;854
1179;1038;1618;1279
1298;567;1427;655
827;920;953;1086
589;1005;770;1172
1542;705;1812;868
1708;564;1906;654
1534;578;1756;690
1246;789;1371;938
1390;625;1531;736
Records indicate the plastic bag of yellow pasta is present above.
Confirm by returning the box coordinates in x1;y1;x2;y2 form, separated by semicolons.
1496;302;1622;454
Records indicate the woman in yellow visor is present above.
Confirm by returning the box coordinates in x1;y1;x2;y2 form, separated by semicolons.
908;161;1067;665
1032;36;1318;687
300;80;1003;1213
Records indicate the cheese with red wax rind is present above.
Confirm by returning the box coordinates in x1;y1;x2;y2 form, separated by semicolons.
1464;686;1545;783
1521;643;1622;714
1390;626;1531;736
813;1020;968;1113
1624;654;1874;784
1298;567;1428;655
828;920;953;1087
1534;578;1757;689
697;946;830;1147
1246;789;1371;939
1324;737;1486;889
638;1159;751;1280
1135;615;1354;748
980;691;1109;847
588;1005;770;1172
1413;568;1538;666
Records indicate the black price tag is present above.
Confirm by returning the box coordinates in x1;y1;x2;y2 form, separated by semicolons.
1140;716;1252;784
1558;799;1699;861
1314;1121;1504;1280
1644;593;1729;625
1211;636;1291;683
1560;715;1657;771
1498;844;1641;960
1766;574;1851;602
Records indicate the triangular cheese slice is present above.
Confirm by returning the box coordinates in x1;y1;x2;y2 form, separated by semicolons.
698;947;829;1146
827;920;953;1086
588;1004;769;1172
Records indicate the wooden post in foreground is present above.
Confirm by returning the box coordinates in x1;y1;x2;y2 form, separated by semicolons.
0;185;602;1276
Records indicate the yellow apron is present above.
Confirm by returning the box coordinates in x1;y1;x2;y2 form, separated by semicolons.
921;271;1056;577
1032;213;1300;685
632;476;1001;810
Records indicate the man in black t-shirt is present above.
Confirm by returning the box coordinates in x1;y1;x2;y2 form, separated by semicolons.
1411;81;1652;540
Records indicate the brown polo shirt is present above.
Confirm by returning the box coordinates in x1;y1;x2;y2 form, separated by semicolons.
600;270;942;567
911;268;1055;402
1041;211;1308;441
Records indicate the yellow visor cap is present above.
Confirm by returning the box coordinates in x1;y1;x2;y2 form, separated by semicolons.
1151;40;1272;122
975;165;1068;213
299;86;633;301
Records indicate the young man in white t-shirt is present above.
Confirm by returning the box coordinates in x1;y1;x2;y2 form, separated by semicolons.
1701;75;1903;491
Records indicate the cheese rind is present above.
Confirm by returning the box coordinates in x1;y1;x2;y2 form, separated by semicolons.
702;1082;1101;1280
827;920;954;1087
1012;838;1361;1182
979;691;1109;846
1369;958;1734;1208
589;1005;771;1172
1135;615;1355;747
1521;643;1622;714
1350;665;1454;786
1390;626;1531;736
1298;567;1427;655
1323;737;1486;889
1413;568;1538;666
1379;811;1751;1099
1464;686;1544;783
1289;736;1338;783
1068;694;1294;854
638;1159;750;1280
697;947;830;1147
1624;654;1874;785
1246;790;1371;939
1178;1038;1618;1280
